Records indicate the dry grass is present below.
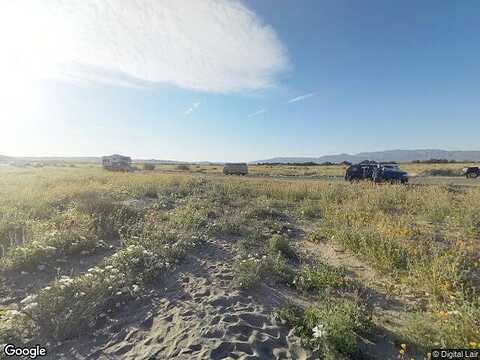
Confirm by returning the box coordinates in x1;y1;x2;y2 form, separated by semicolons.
0;165;478;355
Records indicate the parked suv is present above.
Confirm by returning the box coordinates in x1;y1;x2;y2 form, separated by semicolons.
372;165;409;184
345;162;408;184
463;166;480;178
344;163;377;181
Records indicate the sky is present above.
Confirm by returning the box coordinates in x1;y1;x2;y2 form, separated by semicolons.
0;0;479;162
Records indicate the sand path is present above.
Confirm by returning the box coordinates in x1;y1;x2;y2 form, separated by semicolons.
56;238;309;360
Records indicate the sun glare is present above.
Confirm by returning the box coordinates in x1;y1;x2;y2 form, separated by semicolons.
0;2;75;127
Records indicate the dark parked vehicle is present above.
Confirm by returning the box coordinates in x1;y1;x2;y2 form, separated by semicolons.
463;166;480;178
372;166;409;184
345;163;408;184
223;163;249;175
344;163;377;181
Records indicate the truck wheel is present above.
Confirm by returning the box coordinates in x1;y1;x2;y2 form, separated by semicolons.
467;172;479;179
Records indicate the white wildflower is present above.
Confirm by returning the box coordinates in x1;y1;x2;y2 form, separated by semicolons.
7;310;21;317
20;294;37;305
24;302;39;312
312;324;327;339
132;284;140;293
59;276;74;285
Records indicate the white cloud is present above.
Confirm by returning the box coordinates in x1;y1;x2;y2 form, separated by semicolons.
248;109;267;117
0;0;288;93
185;101;201;115
287;92;316;104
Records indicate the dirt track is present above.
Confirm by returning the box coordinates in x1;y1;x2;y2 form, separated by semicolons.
158;170;480;187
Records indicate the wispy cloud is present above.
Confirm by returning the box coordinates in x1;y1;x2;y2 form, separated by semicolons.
185;101;201;115
287;92;316;104
2;0;289;93
248;109;267;118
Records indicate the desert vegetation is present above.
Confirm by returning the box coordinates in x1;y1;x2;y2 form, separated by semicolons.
0;166;478;358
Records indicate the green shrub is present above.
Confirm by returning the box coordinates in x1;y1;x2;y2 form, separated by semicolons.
237;231;266;257
296;200;322;219
233;258;266;289
278;299;371;358
267;252;296;285
245;205;287;221
268;234;296;259
294;263;347;292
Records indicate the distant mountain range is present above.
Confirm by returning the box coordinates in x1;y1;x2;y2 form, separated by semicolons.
0;156;101;163
2;149;480;165
0;155;192;165
254;149;480;164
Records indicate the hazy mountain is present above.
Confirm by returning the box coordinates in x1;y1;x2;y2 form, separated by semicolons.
133;159;187;164
0;156;188;164
254;150;480;164
2;156;101;164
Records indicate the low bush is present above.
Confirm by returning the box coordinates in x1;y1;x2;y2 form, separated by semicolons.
267;252;296;285
278;298;372;358
296;200;322;219
294;263;347;292
233;257;266;289
268;234;296;260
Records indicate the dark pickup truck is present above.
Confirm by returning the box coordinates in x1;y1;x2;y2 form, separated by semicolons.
345;163;409;184
463;167;480;178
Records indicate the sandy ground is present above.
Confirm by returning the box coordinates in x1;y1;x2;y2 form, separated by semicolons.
44;234;424;360
49;238;310;360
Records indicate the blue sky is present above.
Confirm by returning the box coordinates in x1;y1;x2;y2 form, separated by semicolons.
1;0;479;162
